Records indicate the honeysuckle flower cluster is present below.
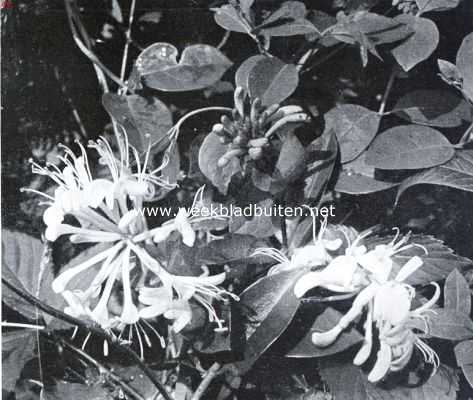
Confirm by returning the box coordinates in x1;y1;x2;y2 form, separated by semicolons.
212;86;310;168
255;222;440;382
26;134;237;356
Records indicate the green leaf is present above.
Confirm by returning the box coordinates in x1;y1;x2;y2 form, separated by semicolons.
319;358;458;400
235;55;266;91
455;340;473;388
247;57;299;106
438;59;461;84
233;269;304;374
444;269;471;314
326;104;381;163
198;133;241;195
391;15;439;72
365;234;471;285
230;199;277;238
2;330;36;392
365;125;454;170
212;4;250;33
137;43;233;91
286;307;363;358
304;130;338;200
416;0;460;14
274;134;306;182
425;308;473;340
2;230;54;321
396;150;473;202
456;32;473;102
393;89;471;128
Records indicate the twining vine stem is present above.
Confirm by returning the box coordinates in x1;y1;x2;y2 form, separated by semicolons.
1;277;174;400
190;362;222;400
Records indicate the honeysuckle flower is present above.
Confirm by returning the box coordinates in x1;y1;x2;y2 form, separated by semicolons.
252;215;342;276
293;229;371;298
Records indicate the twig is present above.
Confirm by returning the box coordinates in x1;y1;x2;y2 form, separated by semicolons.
301;44;347;74
378;69;397;116
1;278;174;400
217;30;231;50
58;338;145;400
190;362;221;400
1;322;45;330
119;0;137;84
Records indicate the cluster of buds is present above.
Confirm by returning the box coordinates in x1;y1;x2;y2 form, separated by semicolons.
392;0;418;14
212;87;309;168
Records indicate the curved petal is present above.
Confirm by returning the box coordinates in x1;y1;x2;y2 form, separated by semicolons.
293;271;322;298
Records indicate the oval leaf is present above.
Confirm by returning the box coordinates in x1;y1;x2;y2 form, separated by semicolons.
247;57;299;106
425;308;473;341
198;133;241;195
212;5;249;33
397;150;473;202
286;307;363;358
393;89;471;128
137;43;233;91
444;269;471;314
235;55;266;91
326;104;381;163
366;125;454;170
335;171;398;194
391;15;439;72
416;0;460;14
233;269;304;373
457;32;473;102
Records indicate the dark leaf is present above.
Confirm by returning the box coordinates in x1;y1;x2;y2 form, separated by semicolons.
397;150;473;202
230;199;277;238
457;32;473;102
286;307;363;357
247;57;299;106
137;43;233;91
326;104;381;163
262;1;307;26
444;269;471;314
198;133;241;195
44;381;114;400
274;134;306;181
391;15;439;72
212;4;250;33
365;234;471;285
233;269;304;373
2;230;53;321
393;89;471;128
304;130;338;199
2;330;36;392
365;125;454;170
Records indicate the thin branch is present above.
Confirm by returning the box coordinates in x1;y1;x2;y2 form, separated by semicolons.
1;278;174;400
190;362;221;400
378;69;397;115
119;0;137;84
217;30;231;50
58;338;145;400
459;121;473;145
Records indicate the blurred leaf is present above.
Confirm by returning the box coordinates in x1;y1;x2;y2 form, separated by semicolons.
198;133;241;195
138;11;162;24
393;89;471;128
444;269;471;314
235;55;266;91
397;150;473;202
391;15;439;72
2;230;52;321
286;307;363;358
110;0;123;23
137;43;233;91
416;0;460;14
365;234;471;285
326;104;380;163
248;57;299;106
2;330;36;392
212;4;250;33
457;32;473;102
319;358;458;400
425;308;473;340
233;269;305;373
365;125;454;170
44;382;114;400
304;130;337;200
455;340;473;388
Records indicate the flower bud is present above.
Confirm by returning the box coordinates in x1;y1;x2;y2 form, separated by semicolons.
248;137;269;148
248;147;263;160
212;123;225;136
234;86;246;117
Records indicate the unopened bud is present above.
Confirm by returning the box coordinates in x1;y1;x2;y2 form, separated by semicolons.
248;147;263;160
212;123;225;136
265;113;310;138
221;115;236;136
234;86;246;117
248;137;269;148
260;103;281;124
